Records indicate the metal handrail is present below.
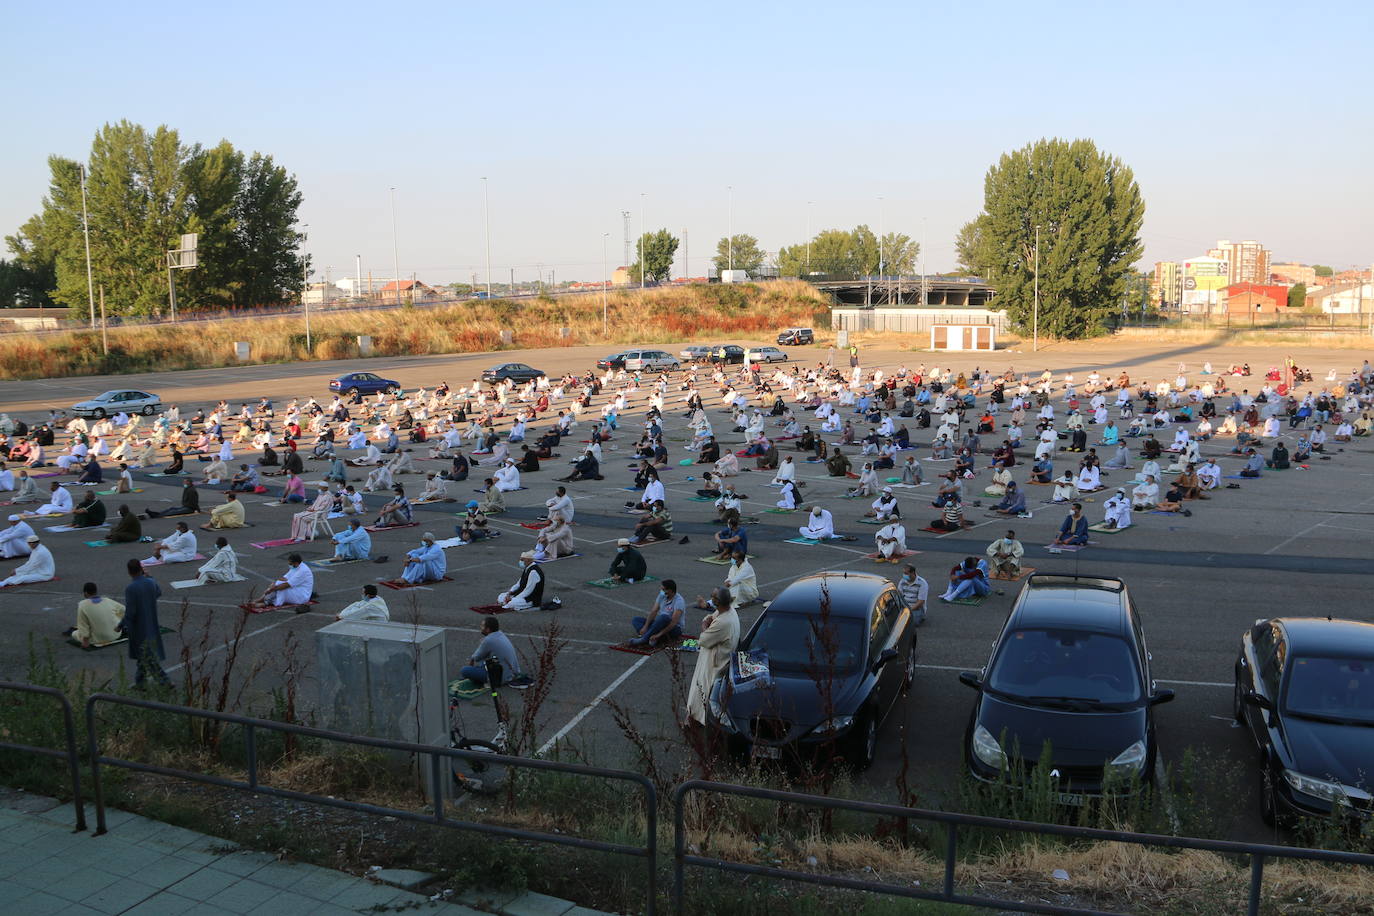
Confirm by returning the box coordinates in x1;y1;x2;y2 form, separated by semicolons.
85;693;656;913
0;681;86;831
672;780;1374;916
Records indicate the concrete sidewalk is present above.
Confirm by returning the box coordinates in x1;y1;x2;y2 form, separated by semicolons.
0;791;610;915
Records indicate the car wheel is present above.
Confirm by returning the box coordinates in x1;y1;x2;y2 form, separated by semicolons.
93;408;106;419
346;388;359;398
847;710;878;770
902;648;917;692
141;404;156;416
1232;677;1246;724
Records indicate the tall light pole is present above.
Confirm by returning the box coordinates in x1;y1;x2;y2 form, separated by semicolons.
727;185;734;275
78;164;96;328
877;196;885;286
481;178;492;298
1033;224;1041;353
389;189;401;305
301;224;309;321
601;232;610;334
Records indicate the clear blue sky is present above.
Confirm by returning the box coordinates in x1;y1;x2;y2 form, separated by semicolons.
5;0;1371;285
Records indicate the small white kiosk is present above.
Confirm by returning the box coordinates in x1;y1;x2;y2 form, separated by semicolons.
930;325;996;351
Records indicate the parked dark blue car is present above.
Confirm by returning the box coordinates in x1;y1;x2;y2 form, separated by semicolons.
328;372;402;397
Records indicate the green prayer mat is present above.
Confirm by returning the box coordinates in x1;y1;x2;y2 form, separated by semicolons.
586;575;660;589
950;594;989;607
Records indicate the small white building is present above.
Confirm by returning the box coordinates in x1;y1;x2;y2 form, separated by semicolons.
1307;281;1373;314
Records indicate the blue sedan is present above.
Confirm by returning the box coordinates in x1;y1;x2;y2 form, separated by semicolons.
328;372;402;397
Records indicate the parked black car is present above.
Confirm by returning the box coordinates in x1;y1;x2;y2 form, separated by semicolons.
1234;617;1374;825
959;574;1174;802
481;363;545;384
596;353;627;370
708;572;917;768
709;345;746;365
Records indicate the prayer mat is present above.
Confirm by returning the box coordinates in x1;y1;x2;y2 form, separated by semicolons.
608;639;680;656
448;679;485;701
674;638;701;652
1044;543;1090;553
241;599;319;615
888;483;926;489
845;471;860;479
697;554;752;565
84;540;113;547
251;538;299;549
1150;510;1187;516
804;458;824;463
764;508;797;514
29;471;63;478
380;576;454;590
1223;475;1255;480
1025;479;1052;485
96;488;143;495
434;537;467;549
864;549;919;561
0;577;58;589
44;524;108;534
364;522;420;532
1088;523;1128;534
687;496;716;502
520;520;552;529
68;626;173;651
950;594;989;606
587;575;660;589
306;557;369;569
918;526;956;534
621;486;643;491
991;566;1035;581
146;472;188;477
855;518;885;525
534;553;582;564
140;552;207;567
885;477;903;483
838;493;865;500
19;512;65;519
678;459;694;466
784;537;821;545
470;604;516;615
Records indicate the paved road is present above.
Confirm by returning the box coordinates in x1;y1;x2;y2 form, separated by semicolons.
2;337;1369;850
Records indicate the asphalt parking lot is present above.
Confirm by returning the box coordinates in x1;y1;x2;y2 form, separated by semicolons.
1;337;1370;846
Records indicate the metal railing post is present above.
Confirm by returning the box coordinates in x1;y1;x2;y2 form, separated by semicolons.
84;697;107;835
60;700;87;832
644;781;658;916
673;783;689;916
943;823;958;899
1247;853;1265;916
244;724;258;790
430;752;445;824
0;683;86;832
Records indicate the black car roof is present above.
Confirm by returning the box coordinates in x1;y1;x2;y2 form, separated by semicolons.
1010;575;1129;636
767;572;891;619
1278;618;1374;658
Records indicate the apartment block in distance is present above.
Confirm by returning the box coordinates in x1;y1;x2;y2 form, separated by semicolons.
1207;239;1271;285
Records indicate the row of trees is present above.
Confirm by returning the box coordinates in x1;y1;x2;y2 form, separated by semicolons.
5;120;306;317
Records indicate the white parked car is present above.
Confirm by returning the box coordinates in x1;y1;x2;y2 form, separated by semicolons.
623;349;680;372
72;390;163;419
679;345;713;362
745;346;789;364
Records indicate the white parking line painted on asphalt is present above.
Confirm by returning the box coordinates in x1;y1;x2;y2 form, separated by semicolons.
536;655;651;758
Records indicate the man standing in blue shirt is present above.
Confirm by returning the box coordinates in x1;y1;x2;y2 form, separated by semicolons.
122;558;170;688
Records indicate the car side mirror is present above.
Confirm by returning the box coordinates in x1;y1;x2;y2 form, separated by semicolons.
1244;690;1274;711
873;647;898;672
1150;688;1176;706
958;671;982;691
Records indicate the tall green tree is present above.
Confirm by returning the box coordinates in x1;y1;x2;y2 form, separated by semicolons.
954;217;987;275
877;232;919;275
1312;265;1333;278
629;229;679;284
973;137;1144;339
1288;282;1307;309
5;121;305;318
779;226;918;278
712;233;764;274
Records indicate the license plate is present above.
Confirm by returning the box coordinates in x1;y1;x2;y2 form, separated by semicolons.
1056;792;1086;807
751;745;781;760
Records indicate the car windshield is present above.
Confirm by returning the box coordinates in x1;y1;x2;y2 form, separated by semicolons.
987;629;1142;705
743;612;864;677
1284;656;1374;725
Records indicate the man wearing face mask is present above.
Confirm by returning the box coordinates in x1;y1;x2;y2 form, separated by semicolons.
608;537;647;584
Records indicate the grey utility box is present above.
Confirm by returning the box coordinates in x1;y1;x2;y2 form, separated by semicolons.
315;620;449;790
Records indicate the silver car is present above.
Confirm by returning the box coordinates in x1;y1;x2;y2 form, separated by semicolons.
623;349;681;371
72;389;163;418
745;346;789;364
678;345;713;362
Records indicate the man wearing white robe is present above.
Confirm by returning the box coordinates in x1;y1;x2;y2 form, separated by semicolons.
798;506;835;540
544;488;574;524
770;457;796;487
1197;458;1221;491
33;483;73;516
416;473;446;502
874;519;907;561
147;522;197;564
724;553;758;606
336;584;389;621
1;536;53;586
493;460;522;492
1075;464;1101;493
499;552;545;611
1131;476;1159;510
261;554;314;607
0;515;35;558
196;539;246;584
1103;489;1132;529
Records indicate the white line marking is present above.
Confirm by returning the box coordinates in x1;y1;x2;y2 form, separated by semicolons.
536;655;651;757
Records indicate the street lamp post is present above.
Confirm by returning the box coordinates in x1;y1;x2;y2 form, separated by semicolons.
78;164;96;328
481;178;492;298
602;233;610;334
1033;224;1041;353
389;189;401;305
